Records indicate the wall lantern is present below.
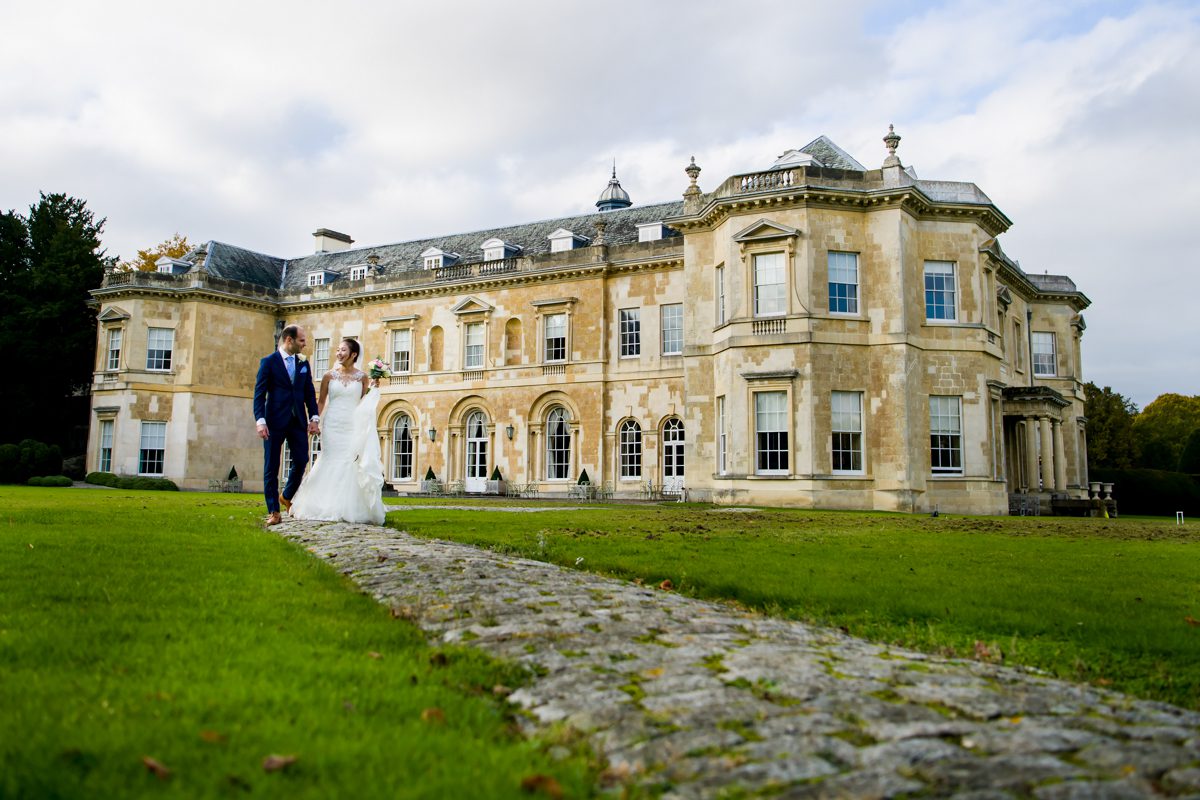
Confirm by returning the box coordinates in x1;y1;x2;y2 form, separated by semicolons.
427;427;437;442
505;424;514;440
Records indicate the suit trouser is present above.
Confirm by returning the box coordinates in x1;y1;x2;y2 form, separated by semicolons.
263;415;310;513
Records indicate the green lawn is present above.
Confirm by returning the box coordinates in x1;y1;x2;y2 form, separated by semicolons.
0;487;594;799
382;499;1200;710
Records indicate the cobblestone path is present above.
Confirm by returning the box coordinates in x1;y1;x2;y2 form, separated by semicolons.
275;519;1200;799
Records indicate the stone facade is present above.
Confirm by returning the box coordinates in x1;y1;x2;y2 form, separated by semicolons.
87;129;1090;514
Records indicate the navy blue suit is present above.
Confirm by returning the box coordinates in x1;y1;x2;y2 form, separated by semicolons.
253;351;319;513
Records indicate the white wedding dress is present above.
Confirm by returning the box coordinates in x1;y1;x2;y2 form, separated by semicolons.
290;371;387;525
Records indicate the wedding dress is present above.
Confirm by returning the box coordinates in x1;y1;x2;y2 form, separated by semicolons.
290;370;387;525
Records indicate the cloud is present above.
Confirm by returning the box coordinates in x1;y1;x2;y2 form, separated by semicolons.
0;0;1196;406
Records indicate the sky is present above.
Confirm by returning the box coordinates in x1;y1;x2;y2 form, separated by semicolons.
2;0;1196;409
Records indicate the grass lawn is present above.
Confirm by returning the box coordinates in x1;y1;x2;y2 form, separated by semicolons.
382;499;1200;711
0;487;594;799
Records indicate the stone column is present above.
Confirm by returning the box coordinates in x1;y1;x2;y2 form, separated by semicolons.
1039;416;1054;493
1023;418;1038;491
1052;420;1067;491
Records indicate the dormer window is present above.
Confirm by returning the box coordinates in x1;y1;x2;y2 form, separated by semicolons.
636;222;666;243
307;272;325;287
481;237;521;262
548;228;590;253
154;257;191;275
421;247;458;270
349;265;368;280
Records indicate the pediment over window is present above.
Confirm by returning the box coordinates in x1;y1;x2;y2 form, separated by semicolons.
732;219;801;244
98;306;130;322
451;296;494;315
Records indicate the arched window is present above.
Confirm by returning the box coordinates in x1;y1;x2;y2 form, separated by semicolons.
465;410;488;491
546;407;571;480
619;420;642;479
392;414;413;481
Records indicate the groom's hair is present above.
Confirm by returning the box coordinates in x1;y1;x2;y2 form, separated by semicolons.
342;337;360;363
280;324;300;343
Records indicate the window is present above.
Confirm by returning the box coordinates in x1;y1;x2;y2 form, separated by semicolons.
1012;319;1025;371
98;420;113;472
755;391;789;474
619;309;640;357
464;322;484;369
715;265;726;325
139;421;166;475
753;253;786;317
349;265;368;280
424;256;440;270
831;391;864;473
544;313;566;362
619;420;642;479
828;252;859;314
392;415;413;480
546;407;571;480
1032;332;1057;377
930;396;963;475
307;272;324;287
313;339;330;374
309;434;321;465
391;330;411;373
924;261;957;321
663;418;685;482
106;328;122;370
661;304;683;355
637;222;663;242
717;396;727;475
146;327;173;371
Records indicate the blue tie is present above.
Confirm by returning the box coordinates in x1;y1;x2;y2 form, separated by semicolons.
286;355;295;382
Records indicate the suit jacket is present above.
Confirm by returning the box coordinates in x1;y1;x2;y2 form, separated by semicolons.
253;352;319;434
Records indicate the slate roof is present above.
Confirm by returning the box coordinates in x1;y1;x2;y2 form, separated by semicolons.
798;136;867;171
192;200;686;292
914;179;993;205
1027;273;1079;293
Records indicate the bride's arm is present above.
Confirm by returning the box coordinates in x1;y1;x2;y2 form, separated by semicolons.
361;373;371;397
317;372;331;415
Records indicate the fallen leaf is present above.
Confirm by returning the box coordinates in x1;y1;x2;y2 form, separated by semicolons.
262;754;297;772
520;774;564;798
1185;616;1199;627
421;707;445;724
142;756;171;780
493;684;513;697
199;730;226;743
367;651;383;660
658;579;674;591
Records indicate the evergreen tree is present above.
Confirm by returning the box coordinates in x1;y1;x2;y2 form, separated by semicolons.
1133;393;1200;471
0;193;114;449
1083;382;1139;470
1178;429;1200;475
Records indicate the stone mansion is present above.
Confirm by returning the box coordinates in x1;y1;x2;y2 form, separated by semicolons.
87;127;1091;514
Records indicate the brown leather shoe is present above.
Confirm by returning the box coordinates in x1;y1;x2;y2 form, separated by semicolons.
279;494;292;513
265;512;282;526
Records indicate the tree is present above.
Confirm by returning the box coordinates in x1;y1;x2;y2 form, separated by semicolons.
1178;429;1200;475
0;193;114;449
1083;383;1139;470
1132;393;1200;471
116;232;190;272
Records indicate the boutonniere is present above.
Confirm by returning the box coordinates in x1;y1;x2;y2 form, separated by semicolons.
296;354;307;363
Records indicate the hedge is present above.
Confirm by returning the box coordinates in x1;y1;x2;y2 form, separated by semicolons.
0;440;63;484
26;475;74;487
1090;468;1200;517
84;472;179;491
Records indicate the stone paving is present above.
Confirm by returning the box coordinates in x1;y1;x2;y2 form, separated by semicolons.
274;518;1200;799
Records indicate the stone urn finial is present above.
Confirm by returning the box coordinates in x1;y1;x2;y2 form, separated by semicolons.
883;124;902;167
683;156;703;212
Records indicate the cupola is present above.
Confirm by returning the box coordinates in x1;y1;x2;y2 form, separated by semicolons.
595;164;632;212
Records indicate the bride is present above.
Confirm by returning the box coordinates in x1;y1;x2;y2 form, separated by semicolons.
289;338;387;524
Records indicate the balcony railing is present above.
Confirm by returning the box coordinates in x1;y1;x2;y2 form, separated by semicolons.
435;258;518;282
736;169;796;193
752;318;787;336
461;370;484;381
542;364;565;376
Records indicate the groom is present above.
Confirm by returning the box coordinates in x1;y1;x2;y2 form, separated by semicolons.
253;324;320;525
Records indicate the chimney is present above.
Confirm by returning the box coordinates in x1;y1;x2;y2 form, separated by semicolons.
313;228;353;254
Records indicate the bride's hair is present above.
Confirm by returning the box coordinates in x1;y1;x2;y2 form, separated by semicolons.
341;338;361;364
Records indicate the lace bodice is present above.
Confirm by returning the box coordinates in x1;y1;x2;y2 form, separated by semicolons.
326;368;366;386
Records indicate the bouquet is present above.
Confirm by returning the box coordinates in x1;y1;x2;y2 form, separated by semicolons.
368;358;390;380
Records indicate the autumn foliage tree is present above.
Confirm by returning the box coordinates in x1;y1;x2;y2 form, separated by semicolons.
117;232;190;272
1133;393;1200;472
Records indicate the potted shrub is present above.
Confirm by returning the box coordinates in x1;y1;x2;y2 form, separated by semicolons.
486;466;506;496
421;466;440;494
